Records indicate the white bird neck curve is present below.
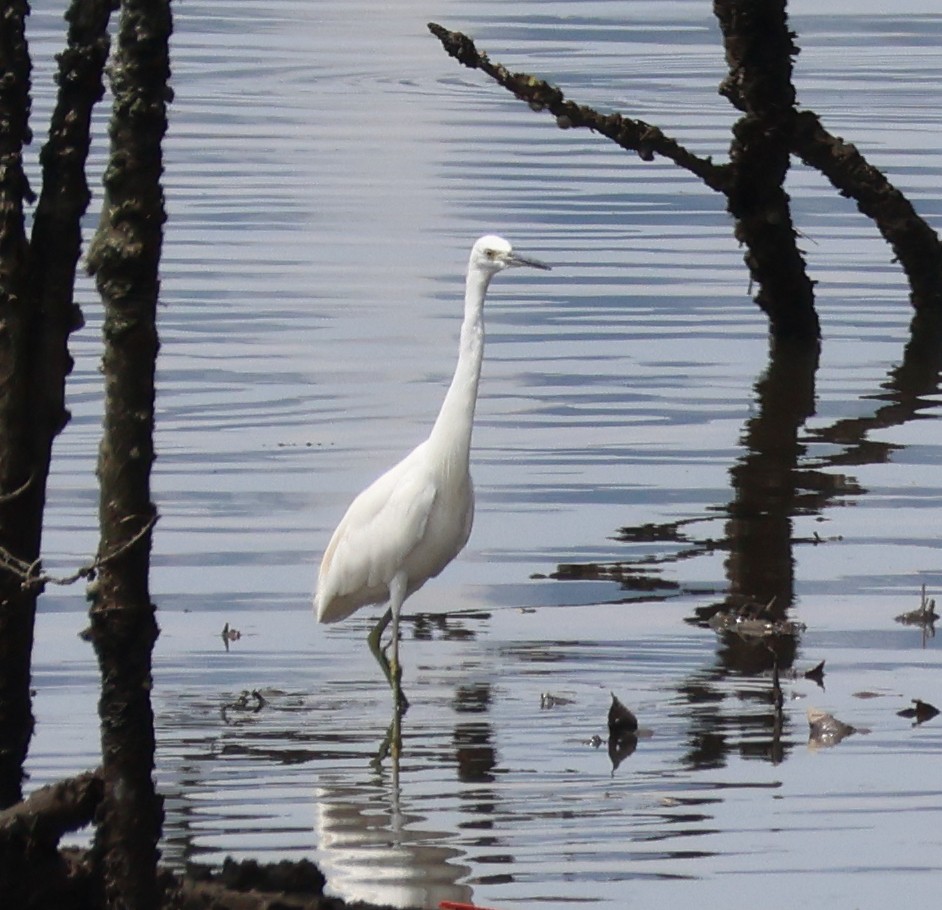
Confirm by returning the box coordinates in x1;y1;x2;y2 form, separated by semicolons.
427;265;492;467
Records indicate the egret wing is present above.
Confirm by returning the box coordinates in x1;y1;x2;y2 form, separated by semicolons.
316;451;437;623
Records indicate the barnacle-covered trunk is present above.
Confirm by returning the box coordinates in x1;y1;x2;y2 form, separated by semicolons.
85;1;172;906
714;0;819;341
0;0;114;809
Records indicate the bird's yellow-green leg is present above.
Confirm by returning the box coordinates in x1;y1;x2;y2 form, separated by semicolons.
367;607;393;685
367;594;409;715
389;647;408;716
388;574;409;715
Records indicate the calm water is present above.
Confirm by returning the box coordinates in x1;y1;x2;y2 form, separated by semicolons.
22;1;942;908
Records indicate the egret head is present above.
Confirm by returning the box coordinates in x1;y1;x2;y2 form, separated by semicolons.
470;234;551;275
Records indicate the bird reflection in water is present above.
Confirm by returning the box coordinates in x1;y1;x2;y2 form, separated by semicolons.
312;777;474;908
318;684;499;907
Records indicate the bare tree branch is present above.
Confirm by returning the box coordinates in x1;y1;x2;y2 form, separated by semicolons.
1;0;116;810
429;18;819;339
791;110;942;309
713;0;818;339
0;0;40;811
427;22;731;193
27;0;119;441
0;769;102;847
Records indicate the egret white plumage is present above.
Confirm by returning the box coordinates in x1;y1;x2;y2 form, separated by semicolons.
314;235;550;712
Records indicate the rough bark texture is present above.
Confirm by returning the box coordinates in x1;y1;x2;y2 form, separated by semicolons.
0;0;37;811
84;1;172;907
0;773;400;910
791;110;942;310
428;14;818;340
714;0;819;339
0;771;102;909
28;0;118;441
0;0;114;809
3;847;397;910
0;768;103;846
427;22;730;192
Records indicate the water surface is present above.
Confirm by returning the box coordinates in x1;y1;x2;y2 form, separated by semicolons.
24;2;942;909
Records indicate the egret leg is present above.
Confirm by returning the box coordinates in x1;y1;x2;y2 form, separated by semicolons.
387;573;409;715
367;607;394;684
366;591;409;714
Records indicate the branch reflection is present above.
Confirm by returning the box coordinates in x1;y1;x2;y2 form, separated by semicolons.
555;308;942;770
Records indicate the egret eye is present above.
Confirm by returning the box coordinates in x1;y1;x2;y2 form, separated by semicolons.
485;249;496;259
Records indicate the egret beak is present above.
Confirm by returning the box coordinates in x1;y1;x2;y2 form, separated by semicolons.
507;251;551;271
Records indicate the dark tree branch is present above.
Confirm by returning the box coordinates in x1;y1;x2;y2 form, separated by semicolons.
716;21;942;312
0;0;37;811
28;0;118;441
0;769;103;848
791;111;942;309
429;17;818;340
0;770;102;910
428;22;731;193
0;0;116;810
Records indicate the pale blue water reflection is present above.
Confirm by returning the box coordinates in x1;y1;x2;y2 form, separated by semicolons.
24;2;942;909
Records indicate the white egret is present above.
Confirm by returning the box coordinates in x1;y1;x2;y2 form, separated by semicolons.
314;235;551;712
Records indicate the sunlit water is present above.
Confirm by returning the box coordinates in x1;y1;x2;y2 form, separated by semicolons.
22;2;942;909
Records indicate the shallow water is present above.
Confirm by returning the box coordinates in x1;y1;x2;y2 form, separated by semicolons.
22;1;942;908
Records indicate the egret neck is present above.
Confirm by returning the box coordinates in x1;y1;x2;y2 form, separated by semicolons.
427;264;491;471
